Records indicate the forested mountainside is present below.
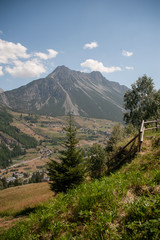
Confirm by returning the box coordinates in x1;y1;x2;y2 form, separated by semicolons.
0;108;37;168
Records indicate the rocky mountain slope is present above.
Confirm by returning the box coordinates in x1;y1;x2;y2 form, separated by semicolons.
0;66;128;122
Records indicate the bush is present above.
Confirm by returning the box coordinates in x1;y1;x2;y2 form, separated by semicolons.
88;144;107;179
106;123;124;153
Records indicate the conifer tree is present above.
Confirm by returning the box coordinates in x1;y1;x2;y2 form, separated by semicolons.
47;116;84;193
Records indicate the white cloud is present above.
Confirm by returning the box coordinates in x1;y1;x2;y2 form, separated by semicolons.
0;39;30;64
81;59;122;73
122;50;133;57
0;39;59;80
83;41;98;49
0;66;3;76
5;59;46;78
0;30;3;34
34;49;58;60
125;66;134;70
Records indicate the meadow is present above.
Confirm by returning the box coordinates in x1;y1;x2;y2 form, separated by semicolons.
0;182;53;232
0;132;160;239
0;182;53;216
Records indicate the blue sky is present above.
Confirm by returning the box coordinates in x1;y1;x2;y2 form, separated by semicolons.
0;0;159;91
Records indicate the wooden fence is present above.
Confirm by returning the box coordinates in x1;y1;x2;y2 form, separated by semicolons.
107;119;160;172
120;119;160;153
139;119;160;151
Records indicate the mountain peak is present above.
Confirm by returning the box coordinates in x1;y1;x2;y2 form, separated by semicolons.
89;71;108;85
90;71;103;76
48;65;71;78
0;66;128;122
55;65;70;71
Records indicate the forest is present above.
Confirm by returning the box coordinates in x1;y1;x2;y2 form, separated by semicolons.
0;110;38;168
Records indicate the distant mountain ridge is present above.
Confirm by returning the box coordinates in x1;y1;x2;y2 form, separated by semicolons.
0;66;128;122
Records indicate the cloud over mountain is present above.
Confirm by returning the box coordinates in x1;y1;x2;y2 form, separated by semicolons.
5;59;46;78
81;59;122;73
34;49;58;60
0;39;58;79
0;66;3;76
0;39;30;64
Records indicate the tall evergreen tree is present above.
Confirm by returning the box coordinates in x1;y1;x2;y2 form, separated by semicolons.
47;116;84;193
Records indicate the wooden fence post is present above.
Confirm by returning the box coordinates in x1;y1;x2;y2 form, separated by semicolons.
138;130;141;152
139;120;144;152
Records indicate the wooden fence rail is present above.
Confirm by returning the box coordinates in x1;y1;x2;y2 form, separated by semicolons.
110;118;160;160
139;119;160;151
108;119;160;172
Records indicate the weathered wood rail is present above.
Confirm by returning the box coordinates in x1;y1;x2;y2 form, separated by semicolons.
139;119;160;151
107;133;139;172
120;119;160;153
107;119;160;172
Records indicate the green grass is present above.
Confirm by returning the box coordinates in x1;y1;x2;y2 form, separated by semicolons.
1;135;160;239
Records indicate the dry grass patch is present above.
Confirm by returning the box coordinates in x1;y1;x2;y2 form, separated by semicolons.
19;156;48;172
0;182;53;216
11;121;43;141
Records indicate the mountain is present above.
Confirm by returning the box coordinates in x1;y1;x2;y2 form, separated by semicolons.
0;88;3;93
0;66;128;122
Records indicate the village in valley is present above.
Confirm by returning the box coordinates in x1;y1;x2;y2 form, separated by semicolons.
0;112;114;188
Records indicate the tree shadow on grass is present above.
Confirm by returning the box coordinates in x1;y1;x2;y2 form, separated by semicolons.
14;206;38;217
107;145;138;174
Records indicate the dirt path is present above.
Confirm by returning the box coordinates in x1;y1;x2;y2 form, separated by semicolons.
0;156;41;174
10;156;41;168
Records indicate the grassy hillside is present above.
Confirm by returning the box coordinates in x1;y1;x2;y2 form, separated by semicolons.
0;182;53;233
0;182;53;217
0;133;160;239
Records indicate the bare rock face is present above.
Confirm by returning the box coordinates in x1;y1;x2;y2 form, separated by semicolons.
0;66;128;122
0;88;3;93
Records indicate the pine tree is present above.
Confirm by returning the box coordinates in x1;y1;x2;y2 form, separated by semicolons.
47;116;84;193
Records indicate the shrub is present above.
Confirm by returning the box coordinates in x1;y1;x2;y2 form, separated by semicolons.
88;143;107;179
